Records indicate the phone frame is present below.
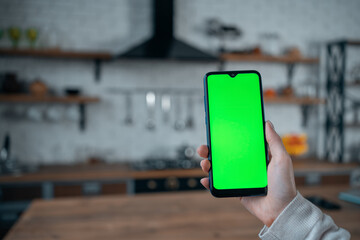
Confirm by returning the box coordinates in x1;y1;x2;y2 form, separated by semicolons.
203;70;268;197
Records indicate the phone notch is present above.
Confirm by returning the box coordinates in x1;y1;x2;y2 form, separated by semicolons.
229;73;237;78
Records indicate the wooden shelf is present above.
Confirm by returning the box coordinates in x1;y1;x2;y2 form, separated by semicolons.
0;94;100;104
220;53;319;64
264;96;325;105
0;48;112;60
346;40;360;46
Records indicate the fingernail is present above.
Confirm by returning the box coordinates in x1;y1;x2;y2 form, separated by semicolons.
268;120;275;129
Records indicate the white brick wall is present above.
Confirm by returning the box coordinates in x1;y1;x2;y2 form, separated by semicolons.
0;0;359;164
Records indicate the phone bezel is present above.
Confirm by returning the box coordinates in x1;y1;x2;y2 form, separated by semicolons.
203;70;268;198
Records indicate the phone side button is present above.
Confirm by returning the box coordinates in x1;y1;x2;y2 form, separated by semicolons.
205;116;207;125
204;96;206;112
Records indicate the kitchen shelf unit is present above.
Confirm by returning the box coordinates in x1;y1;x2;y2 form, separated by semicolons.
0;48;113;81
325;39;360;162
0;94;100;130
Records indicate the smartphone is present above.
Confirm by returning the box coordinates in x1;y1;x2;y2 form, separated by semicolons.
203;70;268;197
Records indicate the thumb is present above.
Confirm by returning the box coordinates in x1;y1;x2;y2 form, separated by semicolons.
265;121;287;160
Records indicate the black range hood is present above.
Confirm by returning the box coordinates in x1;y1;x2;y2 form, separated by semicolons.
119;0;217;61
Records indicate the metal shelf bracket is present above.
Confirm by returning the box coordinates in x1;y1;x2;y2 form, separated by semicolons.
79;103;86;131
94;59;102;82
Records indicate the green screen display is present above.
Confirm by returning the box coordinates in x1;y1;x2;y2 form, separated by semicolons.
207;72;267;190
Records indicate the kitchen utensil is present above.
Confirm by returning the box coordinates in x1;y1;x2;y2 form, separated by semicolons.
174;95;186;131
0;133;13;174
145;91;156;130
161;94;171;123
124;92;133;126
185;95;194;129
0;133;10;163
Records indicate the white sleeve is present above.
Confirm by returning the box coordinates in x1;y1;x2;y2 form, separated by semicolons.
258;192;350;240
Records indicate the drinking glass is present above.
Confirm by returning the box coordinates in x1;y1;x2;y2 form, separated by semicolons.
26;27;38;48
8;27;21;48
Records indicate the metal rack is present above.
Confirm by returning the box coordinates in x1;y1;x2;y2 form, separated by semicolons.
325;40;360;162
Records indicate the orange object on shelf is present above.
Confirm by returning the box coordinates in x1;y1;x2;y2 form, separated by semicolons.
29;80;48;96
264;88;277;97
279;86;294;97
285;47;302;58
282;133;308;156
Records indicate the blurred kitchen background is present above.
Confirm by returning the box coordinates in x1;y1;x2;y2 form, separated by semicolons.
1;0;360;238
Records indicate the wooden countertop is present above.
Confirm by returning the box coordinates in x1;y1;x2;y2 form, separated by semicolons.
0;159;357;184
4;185;360;240
0;164;133;183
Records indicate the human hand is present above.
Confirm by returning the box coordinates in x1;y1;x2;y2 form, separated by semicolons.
198;121;297;227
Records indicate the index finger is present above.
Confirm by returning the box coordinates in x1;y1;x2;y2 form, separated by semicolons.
197;145;209;158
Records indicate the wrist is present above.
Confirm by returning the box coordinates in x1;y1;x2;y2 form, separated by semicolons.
264;216;276;228
262;192;298;228
263;209;283;227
